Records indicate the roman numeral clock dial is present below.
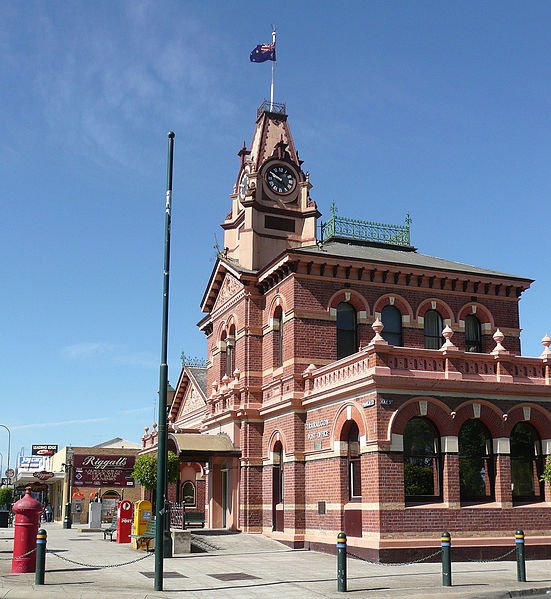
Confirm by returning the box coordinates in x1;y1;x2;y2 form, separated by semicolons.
266;164;296;195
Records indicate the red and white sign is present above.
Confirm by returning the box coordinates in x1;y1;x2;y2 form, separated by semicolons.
5;469;14;478
32;471;54;481
116;500;133;544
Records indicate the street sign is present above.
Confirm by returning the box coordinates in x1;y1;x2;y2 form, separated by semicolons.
33;471;54;481
5;469;14;478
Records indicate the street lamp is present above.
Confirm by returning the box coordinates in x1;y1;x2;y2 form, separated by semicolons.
62;446;73;529
0;425;11;482
0;453;3;480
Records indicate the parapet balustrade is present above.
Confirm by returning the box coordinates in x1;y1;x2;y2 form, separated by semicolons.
302;323;551;397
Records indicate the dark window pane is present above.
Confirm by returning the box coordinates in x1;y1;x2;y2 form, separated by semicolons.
404;417;441;500
346;421;362;500
182;481;196;506
337;302;358;359
381;305;402;346
459;419;494;501
424;310;444;349
465;315;482;352
511;422;543;501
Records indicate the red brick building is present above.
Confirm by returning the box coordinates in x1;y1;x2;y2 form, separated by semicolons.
142;101;551;560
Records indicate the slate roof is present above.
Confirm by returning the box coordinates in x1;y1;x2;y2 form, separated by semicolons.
291;240;532;283
187;366;208;396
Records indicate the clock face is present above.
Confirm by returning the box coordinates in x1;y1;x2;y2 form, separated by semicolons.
266;165;296;195
238;172;249;200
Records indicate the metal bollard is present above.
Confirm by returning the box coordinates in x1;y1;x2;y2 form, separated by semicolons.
337;531;347;592
35;528;46;585
515;530;526;583
441;531;452;587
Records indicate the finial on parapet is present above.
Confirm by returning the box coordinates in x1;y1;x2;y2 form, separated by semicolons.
541;334;551;357
491;329;509;355
368;318;388;347
440;325;458;351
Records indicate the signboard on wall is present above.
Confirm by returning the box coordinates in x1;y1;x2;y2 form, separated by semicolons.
32;444;59;456
18;456;46;471
72;454;136;487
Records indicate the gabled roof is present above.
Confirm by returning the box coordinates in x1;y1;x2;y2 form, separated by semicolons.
200;255;257;314
291;240;533;284
93;437;141;449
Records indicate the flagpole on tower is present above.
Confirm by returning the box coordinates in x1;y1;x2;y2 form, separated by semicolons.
270;27;276;111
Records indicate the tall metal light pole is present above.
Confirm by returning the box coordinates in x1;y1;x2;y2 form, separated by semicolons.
0;425;11;483
154;131;175;592
62;447;73;529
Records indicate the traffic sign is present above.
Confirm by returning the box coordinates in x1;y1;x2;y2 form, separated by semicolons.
5;469;14;478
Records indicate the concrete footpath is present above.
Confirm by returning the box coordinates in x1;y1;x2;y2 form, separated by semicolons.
1;523;551;599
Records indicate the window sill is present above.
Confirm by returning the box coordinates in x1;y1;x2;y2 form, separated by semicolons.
461;501;500;509
405;501;445;509
512;500;548;508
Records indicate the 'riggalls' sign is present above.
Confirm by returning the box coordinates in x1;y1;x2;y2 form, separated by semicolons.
72;454;136;487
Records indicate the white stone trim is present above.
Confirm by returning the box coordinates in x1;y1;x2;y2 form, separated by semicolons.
542;439;551;455
473;403;481;418
493;438;510;454
523;406;531;421
441;436;458;453
419;400;428;416
390;434;403;452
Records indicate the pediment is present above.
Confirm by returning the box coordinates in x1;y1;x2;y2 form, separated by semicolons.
212;273;244;313
176;378;207;422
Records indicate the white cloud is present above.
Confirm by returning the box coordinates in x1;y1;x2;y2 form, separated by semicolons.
61;341;157;369
12;417;110;431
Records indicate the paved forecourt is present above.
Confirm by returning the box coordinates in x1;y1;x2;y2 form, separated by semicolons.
2;523;551;598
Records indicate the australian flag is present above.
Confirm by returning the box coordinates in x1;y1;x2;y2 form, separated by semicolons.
250;43;276;63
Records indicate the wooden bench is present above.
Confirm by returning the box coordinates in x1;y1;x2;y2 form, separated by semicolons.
130;518;156;551
102;515;117;541
185;512;205;528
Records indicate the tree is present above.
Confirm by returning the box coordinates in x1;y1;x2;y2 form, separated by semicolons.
132;451;179;491
0;487;14;508
541;456;551;489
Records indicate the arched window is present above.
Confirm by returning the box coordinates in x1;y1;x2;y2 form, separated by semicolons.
225;336;234;377
337;302;358;359
424;310;444;349
182;480;196;507
273;307;284;368
510;422;544;502
404;417;442;501
273;442;284;504
342;421;362;501
381;305;402;346
465;315;482;353
459;419;494;502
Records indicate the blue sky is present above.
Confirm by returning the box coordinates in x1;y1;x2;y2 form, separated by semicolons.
2;1;551;465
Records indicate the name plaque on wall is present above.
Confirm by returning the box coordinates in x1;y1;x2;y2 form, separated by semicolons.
306;418;330;441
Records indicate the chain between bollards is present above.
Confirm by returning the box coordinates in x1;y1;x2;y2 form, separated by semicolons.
35;528;46;585
515;529;526;582
441;531;452;587
337;531;347;592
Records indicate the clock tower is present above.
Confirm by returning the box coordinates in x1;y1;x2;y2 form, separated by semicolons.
222;101;320;272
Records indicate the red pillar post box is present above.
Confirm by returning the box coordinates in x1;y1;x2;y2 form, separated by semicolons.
116;499;133;543
12;487;43;573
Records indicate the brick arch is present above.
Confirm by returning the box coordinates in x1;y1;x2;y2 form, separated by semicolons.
267;429;288;460
416;298;455;324
226;313;240;333
452;400;505;438
457;303;495;328
327;289;370;316
373;293;414;320
332;402;368;442
267;295;288;320
504;403;551;439
388;396;453;439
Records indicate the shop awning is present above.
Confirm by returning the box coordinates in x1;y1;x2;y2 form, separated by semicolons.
168;433;241;461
